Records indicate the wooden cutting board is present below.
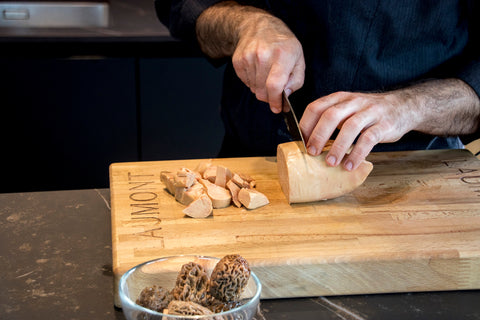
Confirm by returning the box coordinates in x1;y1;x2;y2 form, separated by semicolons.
110;149;480;307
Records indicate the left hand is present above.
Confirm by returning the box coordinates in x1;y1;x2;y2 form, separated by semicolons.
299;91;420;171
299;79;480;171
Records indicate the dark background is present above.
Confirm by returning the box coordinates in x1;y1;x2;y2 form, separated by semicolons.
0;56;225;192
0;0;226;193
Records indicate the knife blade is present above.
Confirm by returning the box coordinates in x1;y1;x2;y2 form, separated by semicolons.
282;91;308;153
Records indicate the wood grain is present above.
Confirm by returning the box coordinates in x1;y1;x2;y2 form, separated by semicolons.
466;138;480;159
110;149;480;307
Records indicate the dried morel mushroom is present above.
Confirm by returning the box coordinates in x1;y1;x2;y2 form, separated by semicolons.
167;300;213;316
171;262;210;304
136;285;173;312
207;298;244;313
209;254;251;302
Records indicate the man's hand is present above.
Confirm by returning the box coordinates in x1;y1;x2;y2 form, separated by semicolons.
300;91;418;171
300;79;480;171
232;13;305;112
196;1;305;113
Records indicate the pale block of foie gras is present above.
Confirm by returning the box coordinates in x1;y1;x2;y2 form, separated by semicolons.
277;141;373;203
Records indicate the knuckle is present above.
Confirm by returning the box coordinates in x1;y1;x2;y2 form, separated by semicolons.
271;45;285;58
242;53;254;66
255;90;268;102
330;91;349;100
232;58;243;73
347;147;368;168
309;131;329;146
295;76;305;89
265;78;283;94
232;52;245;67
331;141;351;153
348;95;366;105
235;50;254;67
298;120;309;134
349;136;375;160
349;143;368;159
380;118;396;131
305;101;317;113
347;151;361;163
255;48;271;65
305;101;326;116
361;126;382;145
342;117;362;131
342;112;368;131
322;107;342;123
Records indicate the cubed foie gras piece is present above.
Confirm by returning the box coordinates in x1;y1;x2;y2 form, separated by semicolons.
160;171;176;195
237;172;256;188
174;169;197;188
226;180;242;207
214;165;233;188
198;179;231;208
175;182;206;206
238;188;269;209
231;173;251;189
277;141;373;203
194;159;212;176
183;194;213;218
202;165;218;183
175;186;187;204
181;167;202;181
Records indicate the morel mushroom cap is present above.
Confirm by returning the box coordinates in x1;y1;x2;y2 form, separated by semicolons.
136;285;173;312
167;300;213;316
209;254;251;302
171;262;210;304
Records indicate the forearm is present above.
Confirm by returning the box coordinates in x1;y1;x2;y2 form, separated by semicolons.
300;77;480;171
398;78;480;137
195;1;276;58
196;1;305;111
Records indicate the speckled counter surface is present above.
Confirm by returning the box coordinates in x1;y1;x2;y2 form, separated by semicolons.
1;189;480;320
1;190;119;319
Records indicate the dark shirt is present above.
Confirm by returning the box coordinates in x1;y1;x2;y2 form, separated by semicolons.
156;0;480;157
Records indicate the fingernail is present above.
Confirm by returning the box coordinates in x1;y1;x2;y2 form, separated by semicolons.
327;155;336;166
308;146;317;155
344;161;353;171
284;88;292;96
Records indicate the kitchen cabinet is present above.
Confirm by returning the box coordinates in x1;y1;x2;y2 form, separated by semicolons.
0;0;225;192
0;57;138;192
0;56;224;192
139;57;224;161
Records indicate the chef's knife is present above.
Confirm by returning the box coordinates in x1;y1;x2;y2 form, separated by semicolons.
282;91;308;153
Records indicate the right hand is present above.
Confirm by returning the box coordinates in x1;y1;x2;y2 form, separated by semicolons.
232;13;306;113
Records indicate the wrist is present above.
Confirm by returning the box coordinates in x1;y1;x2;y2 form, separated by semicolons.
396;78;480;136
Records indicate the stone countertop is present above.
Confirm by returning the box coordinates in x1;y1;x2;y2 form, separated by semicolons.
1;189;480;319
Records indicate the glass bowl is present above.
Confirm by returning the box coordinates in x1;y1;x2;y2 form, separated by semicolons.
119;255;262;320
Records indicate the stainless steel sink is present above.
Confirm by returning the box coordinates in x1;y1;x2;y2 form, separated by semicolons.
0;1;109;28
